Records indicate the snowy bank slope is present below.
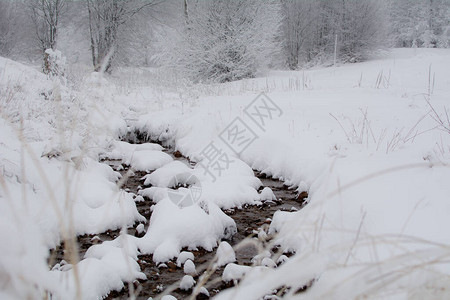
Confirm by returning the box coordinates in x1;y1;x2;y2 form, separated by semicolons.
134;48;450;299
1;48;450;299
0;57;146;299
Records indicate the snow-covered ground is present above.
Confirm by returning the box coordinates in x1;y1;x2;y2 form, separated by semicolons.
1;48;450;299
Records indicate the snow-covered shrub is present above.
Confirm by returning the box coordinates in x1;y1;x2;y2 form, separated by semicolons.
157;0;281;83
438;26;450;48
422;29;436;48
43;48;66;77
389;0;450;49
281;0;387;68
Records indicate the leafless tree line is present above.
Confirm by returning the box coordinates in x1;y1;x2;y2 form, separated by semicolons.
0;0;448;78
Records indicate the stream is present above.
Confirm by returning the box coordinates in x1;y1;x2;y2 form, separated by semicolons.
49;141;308;299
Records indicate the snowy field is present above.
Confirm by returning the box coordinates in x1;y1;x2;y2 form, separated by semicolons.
1;48;450;299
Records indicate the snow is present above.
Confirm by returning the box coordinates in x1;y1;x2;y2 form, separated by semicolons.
71;158;146;234
134;195;145;202
179;275;195;290
50;257;124;300
128;150;173;172
85;246;145;282
276;255;289;266
176;251;195;267
261;257;277;268
105;140;163;162
0;57;146;299
143;160;194;187
222;263;251;282
0;197;53;299
49;238;145;299
258;187;276;202
183;259;196;275
199;287;210;297
0;123;144;242
131;49;450;298
85;234;139;259
194;158;263;209
2;48;450;299
251;250;272;265
136;223;145;234
136;199;236;263
216;241;236;267
44;48;66;76
49;234;146;299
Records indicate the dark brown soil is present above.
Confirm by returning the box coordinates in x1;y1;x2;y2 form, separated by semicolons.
48;144;309;300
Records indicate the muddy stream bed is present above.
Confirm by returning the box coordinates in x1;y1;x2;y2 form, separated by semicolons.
49;144;308;299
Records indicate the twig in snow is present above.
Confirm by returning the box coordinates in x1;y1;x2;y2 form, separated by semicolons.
330;113;352;144
344;211;366;265
426;97;450;134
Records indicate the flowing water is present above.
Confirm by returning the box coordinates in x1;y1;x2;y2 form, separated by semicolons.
49;143;308;299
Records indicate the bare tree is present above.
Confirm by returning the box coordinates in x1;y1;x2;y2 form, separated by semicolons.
281;0;387;67
158;0;282;83
28;0;66;52
388;0;450;48
0;1;40;61
333;0;388;62
281;0;320;69
86;0;164;72
0;1;16;56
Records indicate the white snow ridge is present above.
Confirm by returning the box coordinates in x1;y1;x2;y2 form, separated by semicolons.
1;6;450;297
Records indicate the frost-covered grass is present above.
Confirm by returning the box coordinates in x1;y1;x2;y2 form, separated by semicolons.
133;48;450;299
1;48;450;299
0;57;147;299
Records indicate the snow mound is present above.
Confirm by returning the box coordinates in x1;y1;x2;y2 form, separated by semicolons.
104;141;173;172
177;251;195;267
276;255;289;266
180;275;195;290
0;57;147;299
71;158;146;235
128;150;173;171
196;158;263;209
199;287;210;297
136;223;145;234
143;160;194;187
216;241;236;267
261;257;277;268
138;186;166;202
0;195;53;299
47;235;146;299
259;187;276;202
222;264;251;282
105;140;163;161
136;199;236;263
50;258;124;299
183;259;196;275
